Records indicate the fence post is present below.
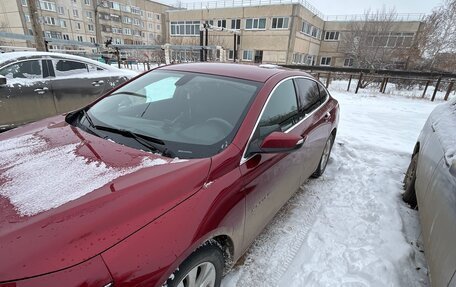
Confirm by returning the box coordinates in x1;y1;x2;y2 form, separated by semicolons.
444;80;454;101
379;77;386;92
382;77;389;93
325;72;331;88
355;72;363;94
422;80;430;98
431;77;442;101
347;74;353;91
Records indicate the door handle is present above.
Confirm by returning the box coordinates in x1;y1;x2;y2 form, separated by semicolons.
34;87;48;95
91;80;105;86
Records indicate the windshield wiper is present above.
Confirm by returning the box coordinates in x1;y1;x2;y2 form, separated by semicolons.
82;109;95;128
94;125;174;157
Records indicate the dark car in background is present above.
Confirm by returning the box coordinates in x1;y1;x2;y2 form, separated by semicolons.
0;52;136;130
403;98;456;287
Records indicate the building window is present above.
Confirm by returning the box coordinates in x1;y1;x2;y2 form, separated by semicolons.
86;11;93;19
343;58;354;67
325;31;340;41
57;6;64;15
76;22;81;30
121;4;131;12
77;35;83;42
228;50;234;60
301;21;321;39
217;19;226;28
123;16;132;24
243;50;253;61
24;15;31;22
156;24;160;30
124;28;132;35
63;34;69;40
131;6;140;14
39;1;56;12
320;57;331;66
231;19;240;30
170;21;200;36
110;1;120;10
73;9;79;18
21;0;27;6
147;12;153;18
245;18;266;30
88;24;94;31
84;0;90;5
156;14;160;20
133;18;140;26
271;17;289;29
60;19;67;28
44;16;56;25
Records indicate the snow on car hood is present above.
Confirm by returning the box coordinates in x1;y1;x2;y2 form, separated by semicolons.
0;118;211;282
0;134;171;216
430;97;456;163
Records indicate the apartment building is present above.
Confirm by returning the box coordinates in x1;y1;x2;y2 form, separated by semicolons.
0;0;171;52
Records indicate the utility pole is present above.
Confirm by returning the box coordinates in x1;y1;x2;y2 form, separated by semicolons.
93;0;103;51
27;0;46;51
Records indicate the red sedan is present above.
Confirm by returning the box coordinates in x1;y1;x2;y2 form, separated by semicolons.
0;63;339;287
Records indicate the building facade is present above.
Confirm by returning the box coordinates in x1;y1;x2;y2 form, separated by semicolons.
0;0;423;66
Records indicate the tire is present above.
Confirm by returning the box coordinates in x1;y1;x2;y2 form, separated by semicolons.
312;134;335;178
402;152;418;208
165;243;224;287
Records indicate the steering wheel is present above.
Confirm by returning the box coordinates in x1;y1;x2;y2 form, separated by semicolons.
205;117;234;133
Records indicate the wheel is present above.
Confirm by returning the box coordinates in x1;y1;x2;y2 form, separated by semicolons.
403;153;418;208
312;134;334;178
165;243;224;287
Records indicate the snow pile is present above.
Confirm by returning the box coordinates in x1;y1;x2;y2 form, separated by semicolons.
429;98;456;163
223;91;438;287
0;134;171;216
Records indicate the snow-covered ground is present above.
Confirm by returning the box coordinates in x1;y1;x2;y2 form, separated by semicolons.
222;89;447;286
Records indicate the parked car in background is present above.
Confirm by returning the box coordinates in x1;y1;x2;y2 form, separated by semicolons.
0;52;137;131
403;98;456;287
0;63;339;287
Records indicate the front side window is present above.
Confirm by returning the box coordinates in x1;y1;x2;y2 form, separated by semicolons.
259;79;298;132
54;60;88;77
79;71;261;158
0;60;42;79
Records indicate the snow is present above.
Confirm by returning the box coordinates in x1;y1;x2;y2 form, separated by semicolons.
0;134;174;217
429;97;456;163
222;90;441;286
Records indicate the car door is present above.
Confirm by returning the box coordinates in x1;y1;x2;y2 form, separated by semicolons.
0;59;56;128
49;58;108;113
294;78;332;182
420;156;456;287
240;78;308;248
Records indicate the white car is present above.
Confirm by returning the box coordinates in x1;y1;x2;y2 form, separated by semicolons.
0;52;137;130
403;97;456;287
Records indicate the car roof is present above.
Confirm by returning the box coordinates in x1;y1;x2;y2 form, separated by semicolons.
159;63;289;83
0;51;117;71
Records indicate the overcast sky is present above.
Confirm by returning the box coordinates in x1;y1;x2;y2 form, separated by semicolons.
312;0;443;15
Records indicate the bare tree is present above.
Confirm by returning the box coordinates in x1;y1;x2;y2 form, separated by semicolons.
27;0;46;51
418;0;456;71
340;8;400;69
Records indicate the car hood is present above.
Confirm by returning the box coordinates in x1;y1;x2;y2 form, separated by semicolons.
0;117;211;282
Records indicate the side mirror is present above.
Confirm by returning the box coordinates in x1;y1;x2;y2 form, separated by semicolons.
0;75;6;86
249;131;304;154
450;159;456;178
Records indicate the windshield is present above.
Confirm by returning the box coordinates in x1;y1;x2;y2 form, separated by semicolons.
82;70;261;158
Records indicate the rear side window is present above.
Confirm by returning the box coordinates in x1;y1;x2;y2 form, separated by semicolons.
318;83;329;102
259;79;298;132
55;60;88;77
0;60;42;79
295;78;320;114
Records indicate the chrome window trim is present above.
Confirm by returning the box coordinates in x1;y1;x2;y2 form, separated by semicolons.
240;75;329;165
